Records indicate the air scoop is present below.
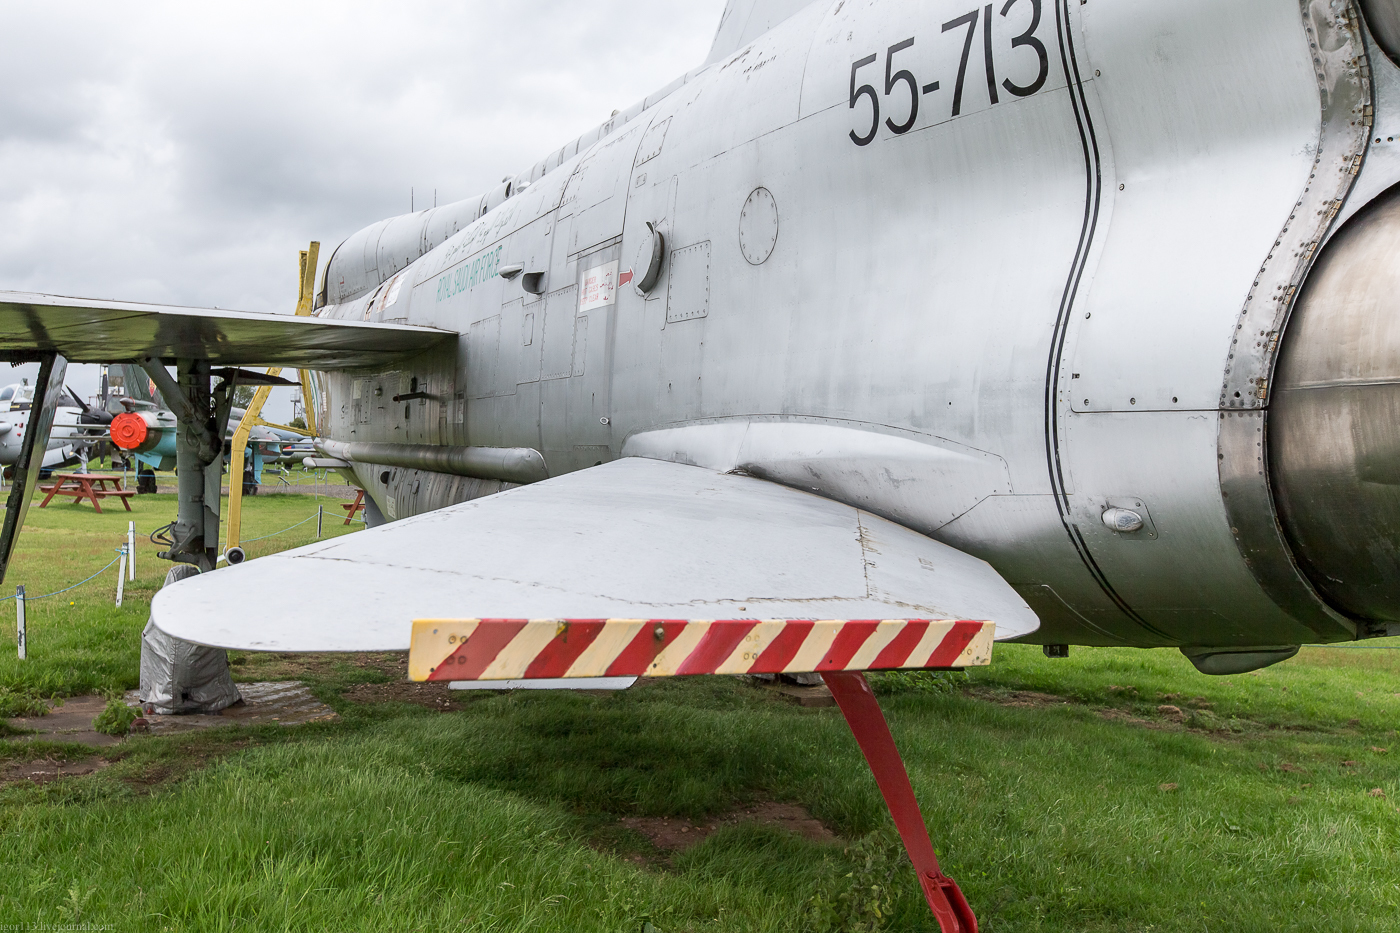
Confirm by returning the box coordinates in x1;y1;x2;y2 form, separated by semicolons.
1270;183;1400;624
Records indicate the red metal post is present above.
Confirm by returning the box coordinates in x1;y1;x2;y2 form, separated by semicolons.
821;670;978;933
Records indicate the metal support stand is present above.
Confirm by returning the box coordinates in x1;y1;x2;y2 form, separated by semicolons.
115;546;127;607
137;362;240;715
143;358;234;572
821;671;978;933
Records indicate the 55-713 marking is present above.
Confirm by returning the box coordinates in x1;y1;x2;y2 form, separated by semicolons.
849;0;1049;146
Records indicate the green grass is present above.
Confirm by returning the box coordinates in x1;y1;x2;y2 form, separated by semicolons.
0;489;1398;931
0;482;357;705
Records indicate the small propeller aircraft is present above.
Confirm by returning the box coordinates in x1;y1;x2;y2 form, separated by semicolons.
0;0;1397;926
0;379;110;472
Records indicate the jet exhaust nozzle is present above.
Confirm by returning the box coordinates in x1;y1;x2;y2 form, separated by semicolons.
1270;183;1400;624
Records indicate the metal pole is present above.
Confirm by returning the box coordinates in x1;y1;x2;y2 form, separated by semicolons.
16;585;24;660
175;362;210;570
156;359;224;572
115;546;127;607
317;505;323;539
822;671;978;931
227;386;274;551
127;520;135;581
228;241;320;552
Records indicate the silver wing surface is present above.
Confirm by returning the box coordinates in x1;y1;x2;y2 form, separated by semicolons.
0;292;450;368
152;458;1039;652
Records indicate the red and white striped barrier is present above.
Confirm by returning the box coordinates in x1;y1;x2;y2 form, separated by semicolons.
408;618;994;682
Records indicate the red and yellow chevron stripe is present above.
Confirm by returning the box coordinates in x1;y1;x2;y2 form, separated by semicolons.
408;618;994;682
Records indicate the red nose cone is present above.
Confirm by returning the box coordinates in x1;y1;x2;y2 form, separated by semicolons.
110;412;149;450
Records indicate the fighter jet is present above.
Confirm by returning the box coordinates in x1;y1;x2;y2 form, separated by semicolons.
102;363;291;494
0;0;1396;925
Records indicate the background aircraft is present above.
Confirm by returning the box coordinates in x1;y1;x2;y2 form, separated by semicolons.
0;0;1397;926
0;379;110;472
103;363;292;494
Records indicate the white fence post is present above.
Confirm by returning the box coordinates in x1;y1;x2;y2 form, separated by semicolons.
16;585;24;660
115;547;127;607
127;521;136;581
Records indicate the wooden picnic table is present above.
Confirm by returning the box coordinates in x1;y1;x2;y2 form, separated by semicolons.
342;488;365;525
37;472;135;513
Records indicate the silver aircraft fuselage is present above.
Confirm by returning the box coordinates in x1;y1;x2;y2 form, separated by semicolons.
308;0;1400;663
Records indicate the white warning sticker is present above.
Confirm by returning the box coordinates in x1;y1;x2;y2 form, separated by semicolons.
579;260;618;313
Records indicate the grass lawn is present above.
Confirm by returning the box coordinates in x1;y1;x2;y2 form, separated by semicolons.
0;485;1396;931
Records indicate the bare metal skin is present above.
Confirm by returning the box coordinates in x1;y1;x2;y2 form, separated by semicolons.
299;0;1400;666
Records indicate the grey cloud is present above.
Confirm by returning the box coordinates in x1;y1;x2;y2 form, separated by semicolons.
0;0;723;414
0;0;720;308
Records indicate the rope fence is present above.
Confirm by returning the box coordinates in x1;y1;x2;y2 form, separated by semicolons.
2;505;362;606
240;511;320;543
9;504;366;658
0;551;123;603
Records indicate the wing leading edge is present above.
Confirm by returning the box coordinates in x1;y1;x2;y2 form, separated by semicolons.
152;458;1039;653
0;292;451;368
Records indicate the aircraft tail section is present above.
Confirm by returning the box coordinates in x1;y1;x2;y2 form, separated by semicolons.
108;363;159;408
704;0;817;65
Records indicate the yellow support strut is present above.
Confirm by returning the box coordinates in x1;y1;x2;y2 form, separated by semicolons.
299;371;318;437
294;254;319;437
225;242;319;554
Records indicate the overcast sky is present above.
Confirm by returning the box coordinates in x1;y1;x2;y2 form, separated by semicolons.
0;0;723;419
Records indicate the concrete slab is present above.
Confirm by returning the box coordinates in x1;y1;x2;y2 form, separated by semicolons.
767;683;837;708
125;681;339;734
4;682;338;745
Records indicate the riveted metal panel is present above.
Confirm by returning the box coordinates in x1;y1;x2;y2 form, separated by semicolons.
665;242;710;324
539;286;578;381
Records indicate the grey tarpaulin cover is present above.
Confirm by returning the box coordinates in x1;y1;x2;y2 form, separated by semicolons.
139;564;242;714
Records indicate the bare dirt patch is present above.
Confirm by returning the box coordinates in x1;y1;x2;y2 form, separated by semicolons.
966;687;1070;709
1;754;108;786
967;686;1248;735
1158;704;1186;722
341;680;462;711
621;802;839;856
6;696;122;747
6;684;338;749
1098;707;1174;731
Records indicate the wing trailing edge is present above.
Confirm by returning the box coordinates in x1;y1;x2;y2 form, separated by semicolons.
152;458;1039;653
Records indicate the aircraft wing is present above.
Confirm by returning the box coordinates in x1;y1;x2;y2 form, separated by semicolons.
0;291;451;368
152;457;1039;653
